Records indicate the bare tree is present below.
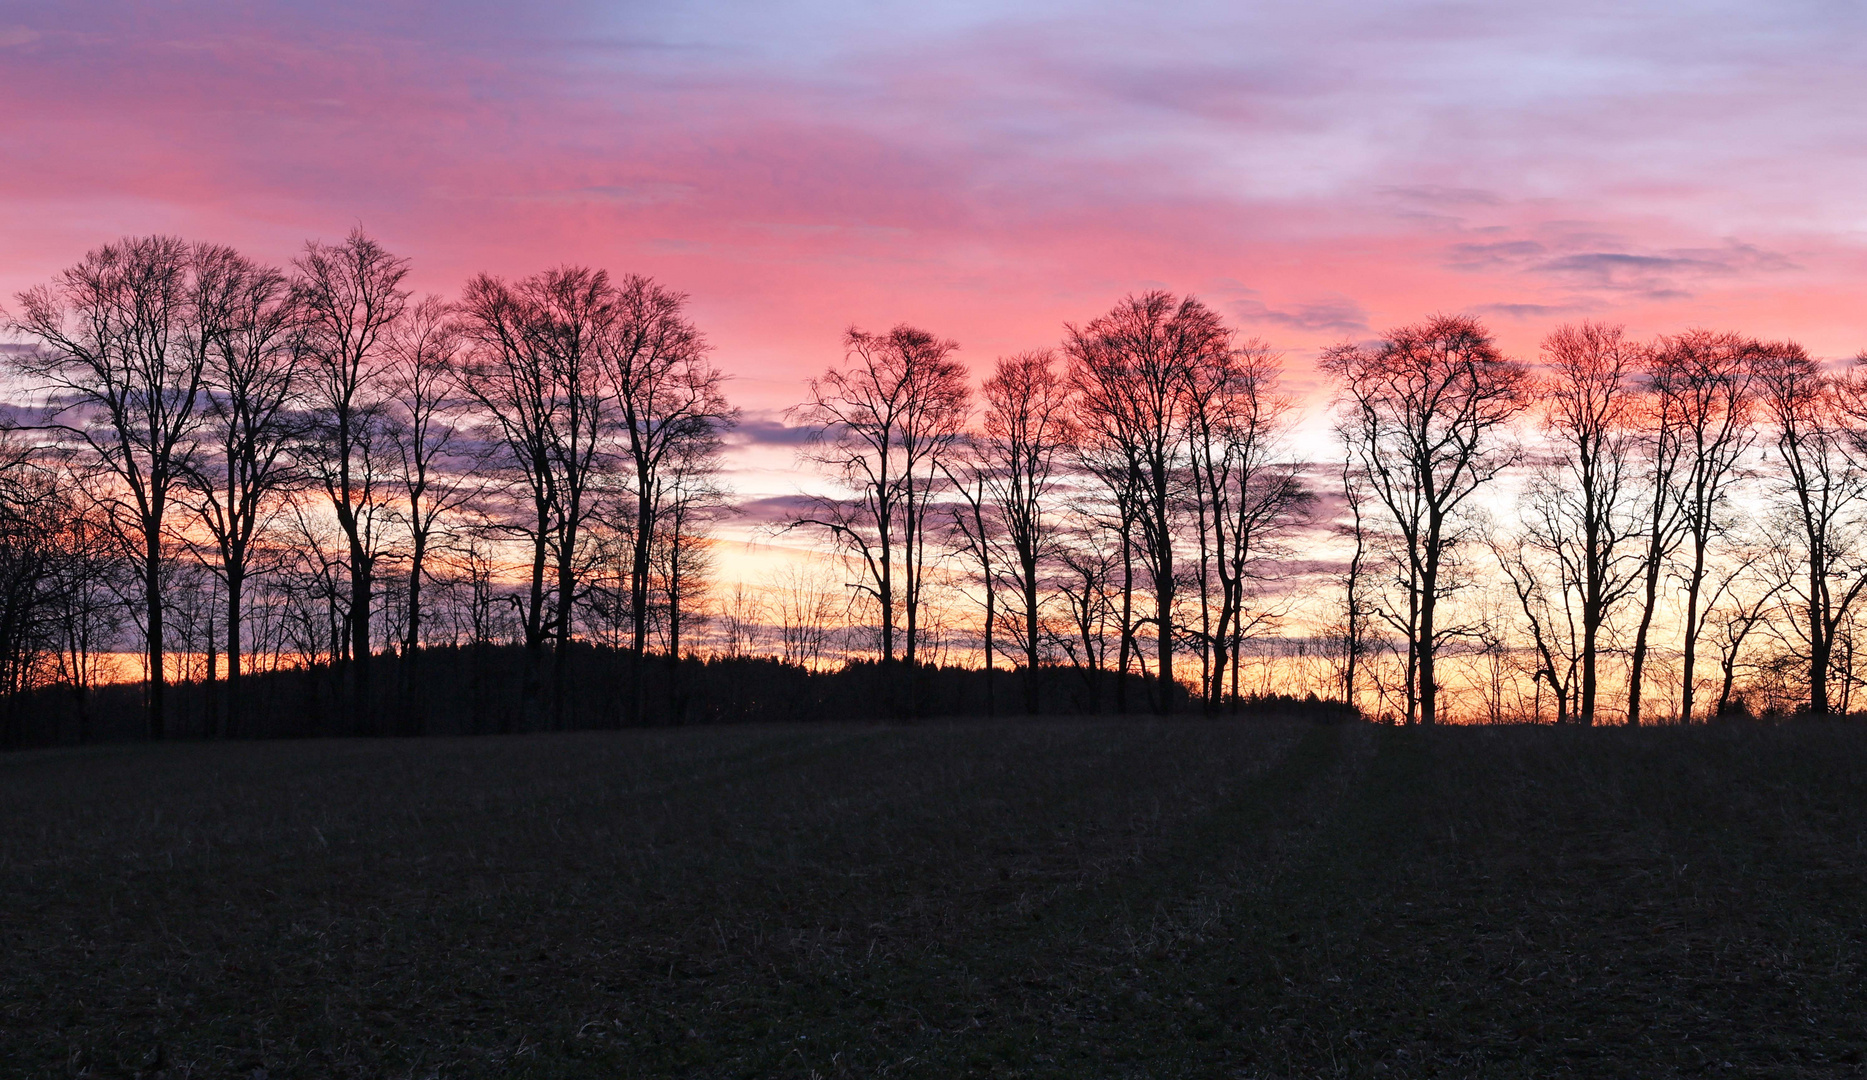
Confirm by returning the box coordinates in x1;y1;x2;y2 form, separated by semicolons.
293;229;410;728
278;499;353;691
1067;292;1229;714
1490;515;1580;724
975;350;1072;714
1051;516;1121;693
717;582;767;658
773;560;844;671
942;443;1000;715
8;235;240;738
1469;587;1535;723
457;266;612;727
382;295;480;731
184;252;302;737
645;423;730;724
1181;338;1309;710
579;510;636;652
46;489;125;743
601;276;735;725
1648;330;1757;722
650;437;728;666
1067;407;1145;711
430;529;510;733
1527;322;1647;724
1325;314;1530;725
1625;341;1690;726
896;336;969;672
1708;534;1786;718
0;446;77;743
1329;458;1379;710
1758;341;1867;716
790;325;967;678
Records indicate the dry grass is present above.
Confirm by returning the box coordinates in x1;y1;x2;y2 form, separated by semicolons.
1;719;1864;1077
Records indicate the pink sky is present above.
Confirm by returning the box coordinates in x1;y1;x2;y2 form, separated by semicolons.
5;0;1867;456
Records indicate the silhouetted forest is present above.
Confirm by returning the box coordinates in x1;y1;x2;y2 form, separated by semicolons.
3;230;1865;744
0;647;1377;747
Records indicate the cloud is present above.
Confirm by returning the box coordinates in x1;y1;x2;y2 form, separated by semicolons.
1379;186;1504;208
1231;295;1369;335
1436;223;1804;306
1529;242;1798;301
732;494;827;528
1538;252;1717;276
505;183;699;207
1444;240;1547;271
0;401;49;428
729;417;818;448
1474;302;1590;319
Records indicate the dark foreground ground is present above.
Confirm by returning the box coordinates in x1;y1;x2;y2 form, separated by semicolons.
2;720;1864;1078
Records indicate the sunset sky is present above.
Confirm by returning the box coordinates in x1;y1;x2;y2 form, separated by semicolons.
4;1;1866;487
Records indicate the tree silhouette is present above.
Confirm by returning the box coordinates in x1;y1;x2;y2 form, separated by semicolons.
293;229;409;730
1325;315;1529;725
10;236;231;738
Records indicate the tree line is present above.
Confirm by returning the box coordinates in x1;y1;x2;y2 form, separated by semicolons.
774;303;1865;729
0;231;1860;742
0;232;731;741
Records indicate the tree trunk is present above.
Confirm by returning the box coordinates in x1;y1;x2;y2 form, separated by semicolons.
630;491;653;728
349;546;372;734
1212;571;1238;713
1023;559;1041;716
667;555;685;724
1680;545;1710;724
1809;588;1830;717
404;538;425;657
878;514;895;665
554;564;572;731
1342;524;1364;710
982;557;995;719
524;523;548;728
402;534;425;736
1155;501;1174;716
554;529;577;731
1195;492;1214;712
226;569;243;739
205;610;218;739
1680;542;1706;723
145;532;165;741
1418;543;1439;726
1580;614;1599;727
904;497;919;670
1116;530;1133;715
1627;551;1665;727
1403;561;1420;727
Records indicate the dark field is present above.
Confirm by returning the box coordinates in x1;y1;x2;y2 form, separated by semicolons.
3;720;1865;1078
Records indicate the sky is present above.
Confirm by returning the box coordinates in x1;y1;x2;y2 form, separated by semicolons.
5;0;1867;486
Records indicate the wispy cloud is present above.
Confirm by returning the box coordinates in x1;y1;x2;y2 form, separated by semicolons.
1474;301;1590;320
1232;295;1369;335
729;418;818;449
732;494;825;528
1445;240;1547;271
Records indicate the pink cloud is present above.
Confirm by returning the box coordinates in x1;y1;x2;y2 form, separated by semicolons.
4;0;1866;435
